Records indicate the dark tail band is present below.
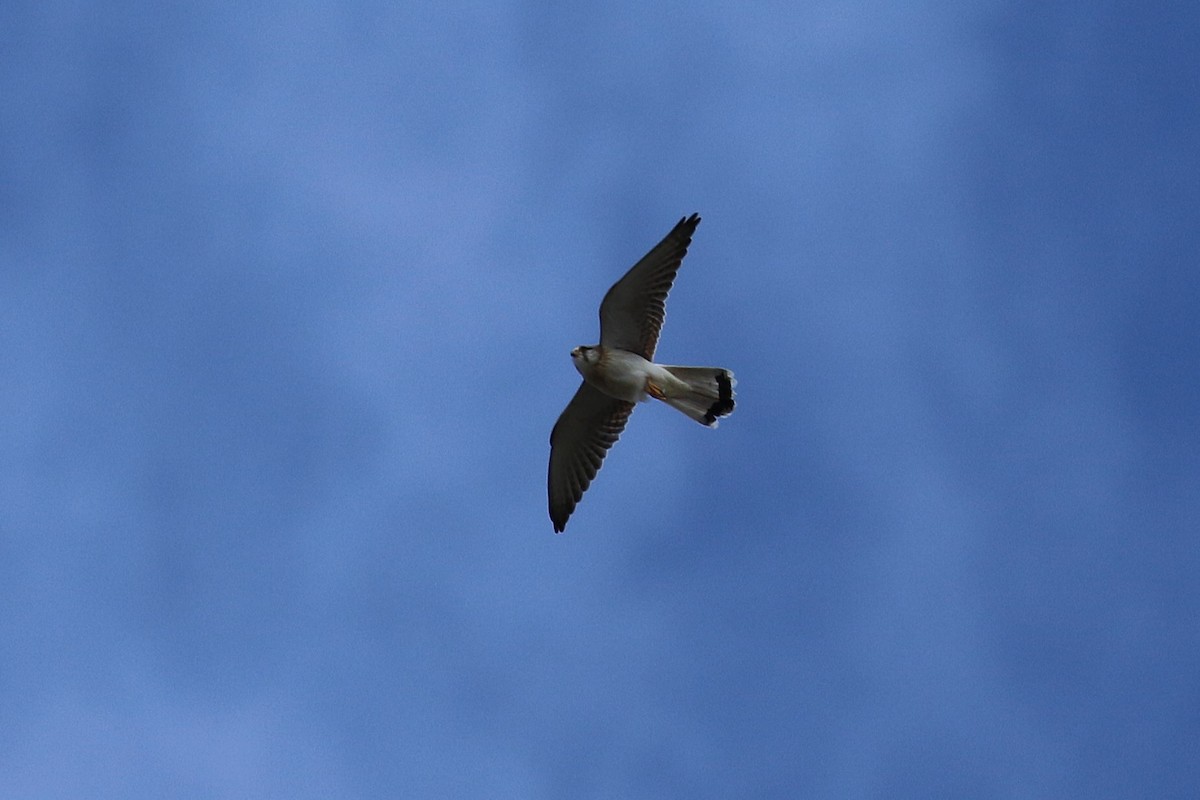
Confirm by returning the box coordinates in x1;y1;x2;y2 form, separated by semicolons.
702;370;736;425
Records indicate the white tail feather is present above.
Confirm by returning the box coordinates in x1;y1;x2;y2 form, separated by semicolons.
658;366;736;427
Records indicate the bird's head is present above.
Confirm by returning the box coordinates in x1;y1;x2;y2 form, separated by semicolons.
571;345;601;368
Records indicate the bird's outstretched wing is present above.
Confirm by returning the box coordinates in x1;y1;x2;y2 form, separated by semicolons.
548;382;635;533
598;214;700;360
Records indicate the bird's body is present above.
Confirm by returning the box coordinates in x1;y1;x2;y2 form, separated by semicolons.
571;346;673;404
547;214;736;533
571;345;735;425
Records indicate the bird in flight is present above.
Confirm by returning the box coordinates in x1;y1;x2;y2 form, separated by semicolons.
547;214;736;533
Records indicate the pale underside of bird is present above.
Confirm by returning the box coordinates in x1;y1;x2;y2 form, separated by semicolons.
547;213;736;533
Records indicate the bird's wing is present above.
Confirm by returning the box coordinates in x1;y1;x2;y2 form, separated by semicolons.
548;381;635;533
598;213;700;360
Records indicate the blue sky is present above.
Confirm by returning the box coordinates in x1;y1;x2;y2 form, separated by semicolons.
3;1;1199;797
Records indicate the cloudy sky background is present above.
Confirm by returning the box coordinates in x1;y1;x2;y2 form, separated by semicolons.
3;1;1198;797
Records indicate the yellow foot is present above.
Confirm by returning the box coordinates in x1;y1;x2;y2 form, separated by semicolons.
646;380;667;401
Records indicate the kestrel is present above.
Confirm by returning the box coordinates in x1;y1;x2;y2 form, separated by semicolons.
547;213;736;533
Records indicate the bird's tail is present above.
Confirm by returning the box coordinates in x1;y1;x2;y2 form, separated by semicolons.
658;366;736;427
